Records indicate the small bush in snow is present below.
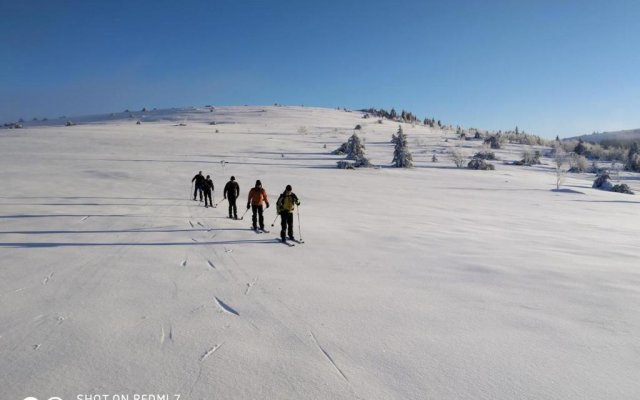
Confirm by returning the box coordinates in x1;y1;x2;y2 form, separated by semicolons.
592;173;614;190
473;150;496;160
65;120;76;126
450;147;466;168
568;154;588;173
336;160;355;169
432;154;438;162
354;124;362;130
611;184;634;194
516;149;541;166
484;135;501;149
626;142;640;172
332;142;349;155
467;159;495;170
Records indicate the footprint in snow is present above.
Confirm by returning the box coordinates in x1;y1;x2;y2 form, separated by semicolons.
181;260;187;267
42;272;54;285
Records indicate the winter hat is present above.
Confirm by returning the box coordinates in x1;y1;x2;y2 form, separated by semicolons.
230;176;235;181
256;180;262;186
286;185;292;191
206;175;210;178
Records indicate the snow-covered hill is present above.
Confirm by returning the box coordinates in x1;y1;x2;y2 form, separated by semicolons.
1;106;639;400
567;128;640;144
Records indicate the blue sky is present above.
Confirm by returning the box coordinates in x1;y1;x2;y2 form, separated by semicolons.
1;0;639;137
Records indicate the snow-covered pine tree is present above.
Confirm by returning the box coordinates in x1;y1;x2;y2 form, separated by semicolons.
392;125;413;168
343;133;371;167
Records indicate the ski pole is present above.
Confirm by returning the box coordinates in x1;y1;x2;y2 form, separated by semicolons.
270;213;280;227
214;198;225;208
239;207;250;220
297;206;303;242
190;182;194;200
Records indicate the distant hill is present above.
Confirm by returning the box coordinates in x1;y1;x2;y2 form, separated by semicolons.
567;129;640;145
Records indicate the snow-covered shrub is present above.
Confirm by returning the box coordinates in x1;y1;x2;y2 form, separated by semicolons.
473;150;495;160
554;144;567;190
568;154;588;173
484;135;501;149
332;142;348;155
592;173;614;191
450;147;466;168
432;154;438;162
392;125;413;168
611;184;634;194
65;120;76;127
336;160;355;169
626;143;640;172
518;149;541;166
468;159;495;170
354;124;362;130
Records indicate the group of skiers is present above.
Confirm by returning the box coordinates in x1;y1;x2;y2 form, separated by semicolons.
191;171;301;243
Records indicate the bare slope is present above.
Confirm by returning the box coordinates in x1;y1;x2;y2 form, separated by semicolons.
1;106;639;400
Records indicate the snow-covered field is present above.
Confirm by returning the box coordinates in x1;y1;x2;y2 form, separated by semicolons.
1;106;639;400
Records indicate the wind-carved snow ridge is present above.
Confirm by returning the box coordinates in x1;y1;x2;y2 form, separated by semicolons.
214;297;239;316
310;330;349;382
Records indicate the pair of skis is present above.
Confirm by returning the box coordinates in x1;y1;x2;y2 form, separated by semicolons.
251;226;304;246
277;237;305;247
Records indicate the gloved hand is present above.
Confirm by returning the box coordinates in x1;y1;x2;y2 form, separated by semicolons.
246;203;250;209
296;201;301;206
266;202;270;208
224;196;226;199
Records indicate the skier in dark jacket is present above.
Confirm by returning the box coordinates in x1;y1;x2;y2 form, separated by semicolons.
191;171;205;202
276;185;300;242
203;175;214;208
223;176;240;219
247;180;269;231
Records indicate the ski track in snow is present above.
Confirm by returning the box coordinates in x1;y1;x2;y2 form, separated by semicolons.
310;331;349;382
180;259;187;267
199;343;223;362
214;297;239;316
188;220;194;228
80;216;89;221
190;304;205;314
207;260;216;270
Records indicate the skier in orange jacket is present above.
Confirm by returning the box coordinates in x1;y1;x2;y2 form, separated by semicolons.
247;180;269;231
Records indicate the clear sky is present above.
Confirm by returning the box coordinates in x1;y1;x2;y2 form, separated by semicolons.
1;0;639;137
